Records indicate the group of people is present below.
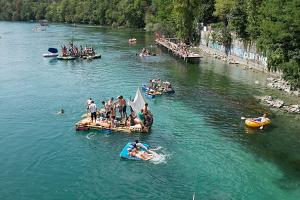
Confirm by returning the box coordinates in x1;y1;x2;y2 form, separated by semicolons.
147;79;174;94
86;96;126;123
85;96;153;130
61;43;79;57
128;38;137;44
60;43;97;58
156;36;192;57
126;103;153;129
81;47;96;58
170;41;190;57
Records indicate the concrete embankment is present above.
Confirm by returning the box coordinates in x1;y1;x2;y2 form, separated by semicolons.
198;44;271;73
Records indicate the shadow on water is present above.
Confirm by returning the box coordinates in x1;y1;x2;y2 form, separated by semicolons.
156;57;300;188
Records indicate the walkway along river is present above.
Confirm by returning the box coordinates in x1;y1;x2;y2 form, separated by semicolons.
0;22;299;200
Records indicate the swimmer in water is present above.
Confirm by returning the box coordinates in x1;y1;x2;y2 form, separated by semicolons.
57;109;64;114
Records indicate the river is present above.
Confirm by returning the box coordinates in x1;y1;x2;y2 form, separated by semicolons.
0;22;299;200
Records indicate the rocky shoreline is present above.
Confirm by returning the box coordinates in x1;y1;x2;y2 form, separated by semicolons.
198;46;240;65
257;96;300;114
266;77;300;97
197;46;300;114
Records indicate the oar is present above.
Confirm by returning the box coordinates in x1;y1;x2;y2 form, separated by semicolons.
260;125;264;130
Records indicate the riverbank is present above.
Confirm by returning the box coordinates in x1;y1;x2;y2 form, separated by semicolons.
198;44;270;72
196;44;300;97
256;96;300;114
192;45;300;114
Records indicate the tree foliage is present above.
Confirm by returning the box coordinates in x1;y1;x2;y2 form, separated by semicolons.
214;0;299;87
0;0;299;87
256;0;300;87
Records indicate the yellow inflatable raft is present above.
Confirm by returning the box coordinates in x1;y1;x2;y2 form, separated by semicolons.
245;118;271;128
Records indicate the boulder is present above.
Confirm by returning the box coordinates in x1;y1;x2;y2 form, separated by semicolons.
272;99;284;108
258;95;299;114
292;90;300;97
263;96;273;101
289;105;300;113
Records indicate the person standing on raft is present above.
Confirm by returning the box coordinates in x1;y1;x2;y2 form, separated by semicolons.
118;95;127;120
86;98;92;112
89;101;97;123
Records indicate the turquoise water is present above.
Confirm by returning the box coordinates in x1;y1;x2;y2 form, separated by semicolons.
0;22;300;199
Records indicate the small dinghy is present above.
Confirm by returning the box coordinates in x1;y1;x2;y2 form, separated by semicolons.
141;80;175;97
144;92;156;99
43;48;58;57
245;118;271;128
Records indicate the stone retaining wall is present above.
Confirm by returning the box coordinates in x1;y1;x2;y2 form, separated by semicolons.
200;30;270;73
199;30;300;97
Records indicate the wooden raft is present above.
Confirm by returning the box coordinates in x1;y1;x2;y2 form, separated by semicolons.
75;117;149;133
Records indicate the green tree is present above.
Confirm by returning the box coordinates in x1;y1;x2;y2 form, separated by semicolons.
214;0;235;25
229;0;249;41
257;0;300;87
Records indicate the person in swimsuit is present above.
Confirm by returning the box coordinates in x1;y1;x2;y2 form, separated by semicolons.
100;101;107;117
118;95;127;119
255;113;267;122
86;98;92;112
107;97;114;109
138;109;145;122
57;109;64;115
128;146;154;161
134;139;149;151
126;113;136;127
109;106;116;127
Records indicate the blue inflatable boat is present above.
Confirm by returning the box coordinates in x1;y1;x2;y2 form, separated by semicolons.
142;83;175;96
120;142;149;160
142;84;155;99
141;84;149;91
144;93;155;99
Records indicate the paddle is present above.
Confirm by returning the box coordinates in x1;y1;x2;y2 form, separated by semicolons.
260;125;264;130
241;116;246;120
